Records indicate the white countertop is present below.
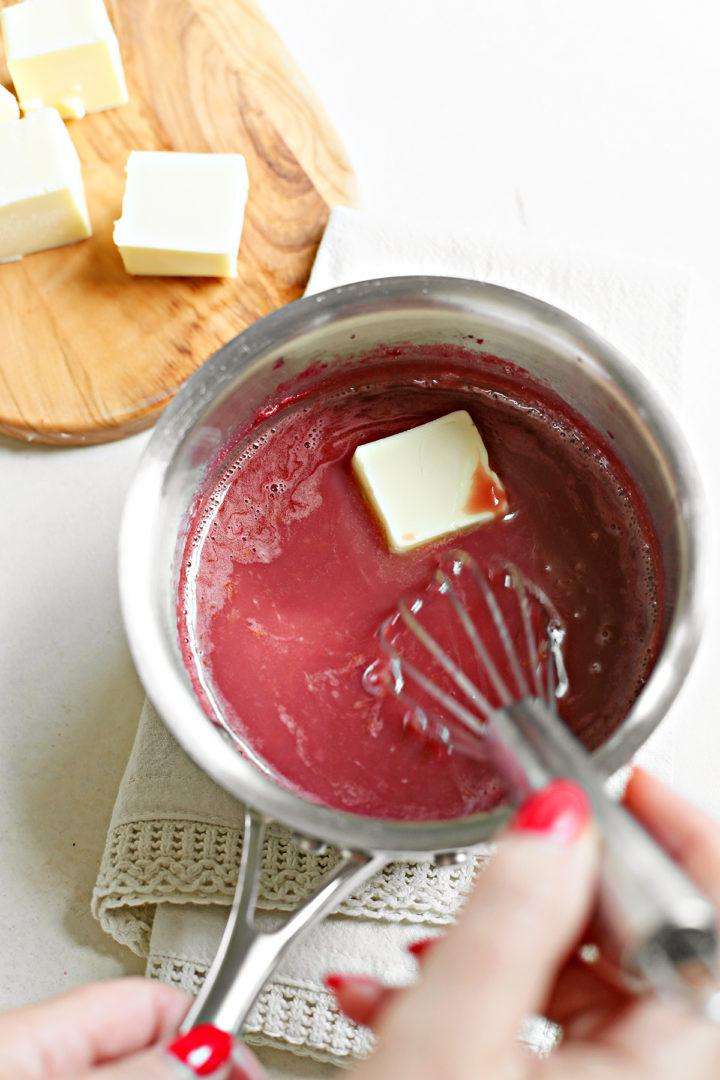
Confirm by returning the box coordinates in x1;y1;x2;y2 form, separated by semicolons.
2;3;719;1076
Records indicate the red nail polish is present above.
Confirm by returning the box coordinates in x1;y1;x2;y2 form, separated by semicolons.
324;972;382;993
407;936;441;958
510;778;590;845
324;972;391;1027
167;1024;234;1077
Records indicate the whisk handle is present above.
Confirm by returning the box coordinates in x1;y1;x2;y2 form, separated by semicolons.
492;700;720;1013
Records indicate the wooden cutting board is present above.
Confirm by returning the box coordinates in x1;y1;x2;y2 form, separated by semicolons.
0;0;357;445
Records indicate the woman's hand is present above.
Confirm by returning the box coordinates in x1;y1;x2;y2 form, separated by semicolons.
328;769;720;1078
0;978;265;1079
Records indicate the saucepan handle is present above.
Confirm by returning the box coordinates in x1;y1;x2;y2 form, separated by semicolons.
180;807;388;1036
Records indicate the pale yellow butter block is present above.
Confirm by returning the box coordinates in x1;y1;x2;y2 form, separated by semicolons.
0;0;128;119
0;84;20;122
113;151;249;277
352;410;508;553
0;107;92;261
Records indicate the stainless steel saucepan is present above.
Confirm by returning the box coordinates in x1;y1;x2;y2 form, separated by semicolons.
118;277;705;1036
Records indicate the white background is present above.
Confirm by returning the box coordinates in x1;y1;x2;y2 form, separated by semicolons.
2;2;719;1076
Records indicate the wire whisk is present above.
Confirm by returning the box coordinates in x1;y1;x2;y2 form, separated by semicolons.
373;550;567;779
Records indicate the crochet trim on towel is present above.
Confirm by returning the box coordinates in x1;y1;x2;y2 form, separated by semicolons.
92;817;484;956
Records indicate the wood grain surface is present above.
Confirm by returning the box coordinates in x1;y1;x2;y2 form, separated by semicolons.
0;0;357;444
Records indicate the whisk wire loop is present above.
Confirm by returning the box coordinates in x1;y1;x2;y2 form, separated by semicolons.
450;551;533;703
378;614;487;741
509;565;546;701
395;600;492;725
433;566;514;708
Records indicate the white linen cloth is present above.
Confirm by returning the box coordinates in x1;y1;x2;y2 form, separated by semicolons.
92;206;691;1066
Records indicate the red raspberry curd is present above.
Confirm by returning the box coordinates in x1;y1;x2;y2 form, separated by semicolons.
178;349;663;822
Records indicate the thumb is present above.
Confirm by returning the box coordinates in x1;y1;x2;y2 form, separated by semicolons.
77;1025;268;1080
359;780;599;1078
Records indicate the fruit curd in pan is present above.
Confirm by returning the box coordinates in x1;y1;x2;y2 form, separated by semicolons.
178;348;664;822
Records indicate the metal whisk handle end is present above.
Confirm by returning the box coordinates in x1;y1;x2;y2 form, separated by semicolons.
490;698;720;1010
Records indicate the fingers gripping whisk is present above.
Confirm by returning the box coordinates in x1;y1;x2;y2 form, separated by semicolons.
371;550;720;1012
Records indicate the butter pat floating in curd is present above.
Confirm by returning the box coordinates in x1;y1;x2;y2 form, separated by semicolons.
113;151;250;277
352;410;508;553
0;0;128;119
0;107;91;262
0;84;20;122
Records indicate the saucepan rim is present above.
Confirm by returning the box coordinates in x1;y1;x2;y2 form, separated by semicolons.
119;275;706;858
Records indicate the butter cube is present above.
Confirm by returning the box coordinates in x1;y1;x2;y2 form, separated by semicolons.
0;84;20;122
0;107;91;261
113;151;249;277
352;410;508;553
0;0;128;119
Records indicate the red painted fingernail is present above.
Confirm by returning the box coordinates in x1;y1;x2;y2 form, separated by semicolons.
324;972;391;1027
407;935;442;958
510;779;590;845
166;1025;234;1077
324;972;381;993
